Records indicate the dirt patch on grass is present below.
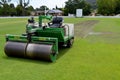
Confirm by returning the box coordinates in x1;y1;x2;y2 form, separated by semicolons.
88;32;114;35
75;20;99;38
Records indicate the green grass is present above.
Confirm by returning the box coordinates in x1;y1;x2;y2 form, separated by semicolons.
93;18;120;33
0;17;120;80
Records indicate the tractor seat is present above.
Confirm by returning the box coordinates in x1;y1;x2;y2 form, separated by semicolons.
48;17;63;28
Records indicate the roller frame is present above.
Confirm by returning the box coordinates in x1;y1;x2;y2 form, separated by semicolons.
5;34;58;62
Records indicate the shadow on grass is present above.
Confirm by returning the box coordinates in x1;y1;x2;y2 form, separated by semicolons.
3;47;70;64
3;56;51;65
57;46;70;60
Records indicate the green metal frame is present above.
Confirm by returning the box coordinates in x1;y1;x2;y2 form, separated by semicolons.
39;15;52;27
6;34;58;55
36;28;65;42
6;34;27;42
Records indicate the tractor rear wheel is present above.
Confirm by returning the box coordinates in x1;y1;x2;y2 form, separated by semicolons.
67;38;74;48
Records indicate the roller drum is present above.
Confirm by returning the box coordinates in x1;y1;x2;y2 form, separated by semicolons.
4;42;56;62
26;43;56;62
4;42;27;57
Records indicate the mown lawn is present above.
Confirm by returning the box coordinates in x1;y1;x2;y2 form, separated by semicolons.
0;17;120;80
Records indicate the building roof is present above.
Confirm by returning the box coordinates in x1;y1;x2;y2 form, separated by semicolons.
47;10;62;14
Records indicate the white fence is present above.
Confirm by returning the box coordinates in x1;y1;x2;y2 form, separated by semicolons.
1;16;120;18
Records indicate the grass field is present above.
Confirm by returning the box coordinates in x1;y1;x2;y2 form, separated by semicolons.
0;17;120;80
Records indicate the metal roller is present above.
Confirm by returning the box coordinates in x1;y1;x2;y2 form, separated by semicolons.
26;43;56;62
4;42;27;57
4;42;56;62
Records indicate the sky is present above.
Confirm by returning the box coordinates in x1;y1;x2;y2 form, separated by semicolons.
11;0;68;9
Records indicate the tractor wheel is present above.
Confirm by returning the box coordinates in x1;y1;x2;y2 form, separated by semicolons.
67;38;74;48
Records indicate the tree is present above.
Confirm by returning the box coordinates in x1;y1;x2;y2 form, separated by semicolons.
115;0;120;14
0;0;11;16
36;5;49;11
10;3;15;8
1;3;10;16
19;0;30;7
27;5;34;11
64;0;91;16
64;0;76;15
0;0;11;5
56;5;58;9
83;2;91;15
18;0;30;15
26;5;34;15
0;5;2;15
39;5;49;11
9;3;16;16
16;5;23;16
97;0;117;15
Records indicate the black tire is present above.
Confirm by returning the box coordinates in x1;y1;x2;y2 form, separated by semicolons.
67;38;74;48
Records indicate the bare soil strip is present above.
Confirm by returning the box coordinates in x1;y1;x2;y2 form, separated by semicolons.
75;20;99;38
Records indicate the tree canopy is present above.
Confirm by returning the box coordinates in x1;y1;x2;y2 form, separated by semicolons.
97;0;120;15
0;0;34;16
0;0;120;16
36;5;49;11
0;0;11;5
64;0;91;16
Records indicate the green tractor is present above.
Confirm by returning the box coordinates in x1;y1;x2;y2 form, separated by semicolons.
4;15;74;62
